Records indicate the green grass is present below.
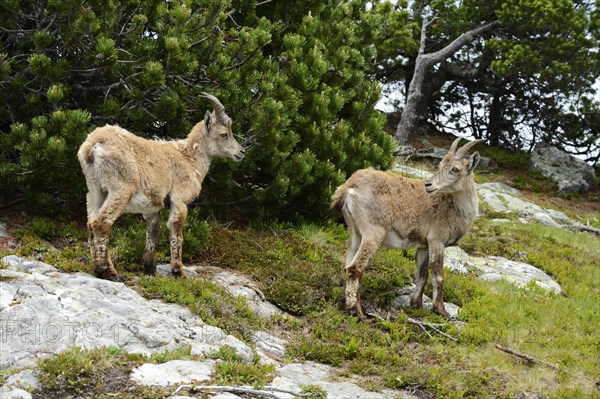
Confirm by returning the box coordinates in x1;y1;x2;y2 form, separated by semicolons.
137;275;263;342
199;222;599;398
36;346;173;398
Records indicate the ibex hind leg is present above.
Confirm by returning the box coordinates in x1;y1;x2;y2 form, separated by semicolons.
168;202;187;278
344;229;385;321
86;188;106;263
91;190;132;281
143;212;160;275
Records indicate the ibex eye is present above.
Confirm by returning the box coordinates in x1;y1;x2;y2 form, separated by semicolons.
451;167;460;174
220;133;228;138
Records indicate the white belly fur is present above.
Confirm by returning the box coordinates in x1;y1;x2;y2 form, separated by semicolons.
126;192;161;214
383;231;417;250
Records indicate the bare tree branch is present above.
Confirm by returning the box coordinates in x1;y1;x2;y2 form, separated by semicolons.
495;344;559;370
422;21;501;67
395;18;500;144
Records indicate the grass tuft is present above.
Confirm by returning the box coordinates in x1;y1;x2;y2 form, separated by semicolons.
137;275;262;341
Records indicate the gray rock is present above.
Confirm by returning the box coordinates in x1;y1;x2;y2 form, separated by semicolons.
392;284;461;319
211;394;243;399
393;163;434;180
0;388;32;399
491;218;513;224
199;266;284;321
476;156;494;168
156;263;200;278
130;360;215;386
444;246;470;274
1;255;58;274
3;370;40;391
190;325;254;363
0;256;252;369
477;182;523;197
443;250;562;294
0;369;39;399
530;142;595;193
253;331;287;360
477;183;573;228
273;362;416;399
415;146;449;161
532;212;562;228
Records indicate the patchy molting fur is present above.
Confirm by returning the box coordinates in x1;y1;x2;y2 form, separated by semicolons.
331;138;483;320
78;93;245;281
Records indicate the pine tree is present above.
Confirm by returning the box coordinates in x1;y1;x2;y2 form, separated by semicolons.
0;0;393;220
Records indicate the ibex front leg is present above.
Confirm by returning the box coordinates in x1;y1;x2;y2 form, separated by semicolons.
143;212;160;275
168;201;187;277
410;247;429;308
429;241;449;318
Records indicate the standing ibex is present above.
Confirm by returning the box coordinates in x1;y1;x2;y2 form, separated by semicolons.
78;93;245;281
331;138;483;319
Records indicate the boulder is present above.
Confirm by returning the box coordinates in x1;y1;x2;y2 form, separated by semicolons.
392;285;461;319
398;144;494;168
443;247;562;294
130;360;215;386
530;142;596;193
0;369;40;399
0;255;253;369
272;362;417;399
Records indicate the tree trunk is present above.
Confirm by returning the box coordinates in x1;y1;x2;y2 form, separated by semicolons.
394;19;500;145
487;92;502;147
395;57;429;145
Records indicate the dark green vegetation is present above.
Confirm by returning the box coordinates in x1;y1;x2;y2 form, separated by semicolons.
2;0;598;221
0;0;394;220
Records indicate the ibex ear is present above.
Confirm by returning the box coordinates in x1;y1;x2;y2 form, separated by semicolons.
204;111;212;134
467;152;480;174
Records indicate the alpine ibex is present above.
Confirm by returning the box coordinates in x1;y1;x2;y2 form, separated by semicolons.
78;93;245;281
331;138;483;319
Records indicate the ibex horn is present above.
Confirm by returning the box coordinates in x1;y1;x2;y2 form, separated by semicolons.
455;139;485;159
448;137;463;155
201;92;228;122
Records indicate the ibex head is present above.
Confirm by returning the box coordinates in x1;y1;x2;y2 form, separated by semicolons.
424;138;483;195
201;92;245;161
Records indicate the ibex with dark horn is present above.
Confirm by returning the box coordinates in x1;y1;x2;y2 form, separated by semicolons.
78;93;245;281
331;138;483;319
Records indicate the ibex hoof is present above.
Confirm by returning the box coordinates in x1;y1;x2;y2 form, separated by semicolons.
171;268;185;278
94;264;124;282
143;262;157;276
410;299;423;309
433;307;450;319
